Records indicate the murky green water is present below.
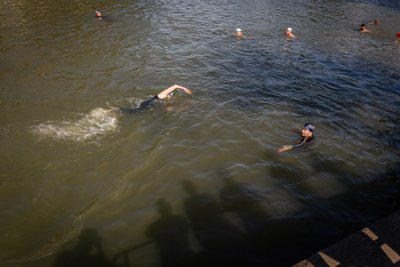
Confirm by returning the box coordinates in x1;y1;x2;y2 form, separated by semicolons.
1;0;400;266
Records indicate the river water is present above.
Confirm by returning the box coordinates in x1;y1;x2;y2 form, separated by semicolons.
1;0;400;266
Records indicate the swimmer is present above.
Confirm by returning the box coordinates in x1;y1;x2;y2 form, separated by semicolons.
368;18;380;25
285;27;295;38
234;28;246;38
359;24;370;33
95;10;102;19
123;84;192;112
278;123;315;153
396;32;400;47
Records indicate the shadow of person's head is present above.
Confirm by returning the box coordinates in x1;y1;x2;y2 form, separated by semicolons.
78;228;102;250
156;198;172;217
52;228;110;267
182;180;198;196
217;168;236;186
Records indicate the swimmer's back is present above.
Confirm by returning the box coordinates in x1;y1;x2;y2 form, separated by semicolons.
120;95;162;114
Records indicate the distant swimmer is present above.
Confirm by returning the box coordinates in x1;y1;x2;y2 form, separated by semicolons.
122;84;192;112
285;27;295;38
368;18;380;25
359;24;370;33
278;122;315;153
95;10;102;19
234;28;246;38
396;32;400;46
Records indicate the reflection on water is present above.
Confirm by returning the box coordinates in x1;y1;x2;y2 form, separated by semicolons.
1;0;400;266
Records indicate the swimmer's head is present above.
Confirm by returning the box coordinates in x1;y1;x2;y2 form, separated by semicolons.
397;32;400;38
287;27;293;32
303;122;315;132
237;28;242;32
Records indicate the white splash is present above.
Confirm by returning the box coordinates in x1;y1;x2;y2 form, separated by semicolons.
32;107;119;142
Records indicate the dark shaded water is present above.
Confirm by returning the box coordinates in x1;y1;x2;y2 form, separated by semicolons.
1;0;400;266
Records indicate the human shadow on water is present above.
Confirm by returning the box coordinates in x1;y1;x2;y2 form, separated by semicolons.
219;169;271;236
145;198;197;267
385;162;400;209
181;179;249;266
217;168;333;266
217;170;297;266
306;153;400;223
52;228;112;267
111;240;154;267
218;171;272;260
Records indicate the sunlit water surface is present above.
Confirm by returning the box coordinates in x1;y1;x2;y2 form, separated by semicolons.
1;0;400;266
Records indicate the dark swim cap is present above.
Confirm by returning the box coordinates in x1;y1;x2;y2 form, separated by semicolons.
303;122;315;132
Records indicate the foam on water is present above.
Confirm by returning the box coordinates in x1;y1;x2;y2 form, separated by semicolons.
32;107;120;142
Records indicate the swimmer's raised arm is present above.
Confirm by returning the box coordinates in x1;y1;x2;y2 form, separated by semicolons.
156;84;192;100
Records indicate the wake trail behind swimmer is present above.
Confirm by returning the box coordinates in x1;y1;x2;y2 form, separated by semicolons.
32;107;120;142
32;85;192;142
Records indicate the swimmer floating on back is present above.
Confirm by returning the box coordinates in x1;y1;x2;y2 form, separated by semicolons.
122;84;192;112
278;123;315;153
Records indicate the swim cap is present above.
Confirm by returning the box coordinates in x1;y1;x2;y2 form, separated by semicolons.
237;28;242;32
287;27;293;32
303;122;315;132
397;32;400;38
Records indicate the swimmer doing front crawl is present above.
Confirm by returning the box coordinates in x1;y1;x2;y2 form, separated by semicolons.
278;122;315;153
122;84;192;112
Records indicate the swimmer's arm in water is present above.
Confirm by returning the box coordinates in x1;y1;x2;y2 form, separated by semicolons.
156;84;192;100
277;145;294;153
277;137;308;153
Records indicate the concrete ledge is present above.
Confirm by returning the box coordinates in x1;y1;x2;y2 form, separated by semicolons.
293;211;400;267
